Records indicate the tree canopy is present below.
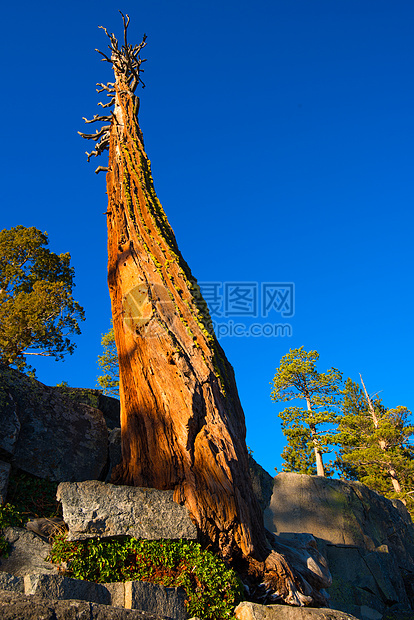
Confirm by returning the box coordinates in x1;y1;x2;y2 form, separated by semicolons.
0;226;85;371
271;347;342;476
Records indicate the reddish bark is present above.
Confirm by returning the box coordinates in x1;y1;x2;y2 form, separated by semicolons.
106;75;266;562
80;19;325;605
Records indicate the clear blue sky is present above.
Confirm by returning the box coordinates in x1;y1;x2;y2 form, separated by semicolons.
1;1;413;476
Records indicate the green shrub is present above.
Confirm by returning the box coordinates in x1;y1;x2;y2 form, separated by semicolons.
0;470;61;558
6;470;60;519
50;535;243;619
0;502;26;530
0;502;27;557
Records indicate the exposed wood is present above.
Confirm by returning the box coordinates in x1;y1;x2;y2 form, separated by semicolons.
106;66;267;565
82;114;112;124
79;14;327;605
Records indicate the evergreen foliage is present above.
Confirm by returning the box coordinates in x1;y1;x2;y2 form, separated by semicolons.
280;424;318;475
0;226;85;371
97;324;119;397
271;347;342;476
335;378;414;513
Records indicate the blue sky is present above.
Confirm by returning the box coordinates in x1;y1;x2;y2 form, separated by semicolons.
1;1;413;476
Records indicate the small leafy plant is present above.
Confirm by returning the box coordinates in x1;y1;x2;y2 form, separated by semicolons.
6;470;60;519
0;502;27;557
0;470;61;558
50;535;243;619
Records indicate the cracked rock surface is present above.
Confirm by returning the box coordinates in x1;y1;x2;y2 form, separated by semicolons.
264;472;414;620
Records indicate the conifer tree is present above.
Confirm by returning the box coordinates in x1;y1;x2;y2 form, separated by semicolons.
280;428;317;476
336;377;414;512
97;324;119;397
271;347;342;476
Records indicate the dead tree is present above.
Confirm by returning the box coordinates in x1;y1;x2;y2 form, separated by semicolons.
80;13;324;605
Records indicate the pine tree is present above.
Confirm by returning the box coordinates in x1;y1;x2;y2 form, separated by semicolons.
97;324;119;397
336;377;414;512
280;422;317;475
271;347;342;476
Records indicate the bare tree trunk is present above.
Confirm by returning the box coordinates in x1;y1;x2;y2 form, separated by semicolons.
79;15;326;605
387;466;403;494
359;374;403;494
105;78;267;565
314;443;325;478
306;398;325;477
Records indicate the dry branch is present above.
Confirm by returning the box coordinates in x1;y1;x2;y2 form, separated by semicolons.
96;82;115;93
80;13;146;162
82;114;112;124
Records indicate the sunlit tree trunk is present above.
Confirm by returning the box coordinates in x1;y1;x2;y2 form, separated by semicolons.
305;397;325;477
79;16;323;605
104;65;267;567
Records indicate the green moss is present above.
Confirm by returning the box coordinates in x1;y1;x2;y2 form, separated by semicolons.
328;576;355;607
119;133;232;393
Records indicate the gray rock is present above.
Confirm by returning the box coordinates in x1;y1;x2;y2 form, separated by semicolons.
106;428;122;482
97;394;121;431
0;391;20;456
264;473;414;618
264;473;414;560
248;454;274;513
382;610;414;620
90;603;170;620
0;571;24;592
0;366;108;482
0;527;58;577
0;590;169;619
235;601;360;619
125;581;187;619
24;573;111;605
57;480;197;541
105;582;125;607
0;460;11;504
268;531;332;591
19;576;188;618
55;387;121;431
